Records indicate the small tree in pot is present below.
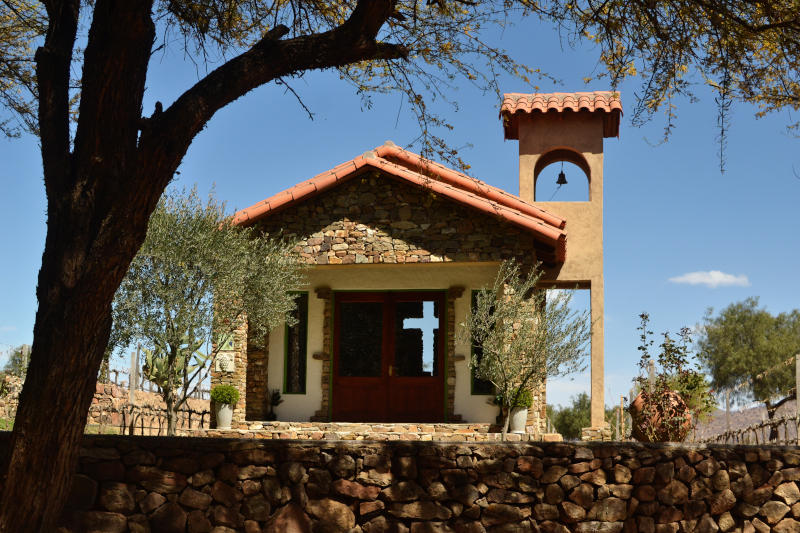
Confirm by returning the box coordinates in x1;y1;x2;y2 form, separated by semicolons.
459;260;589;437
211;385;240;430
108;188;304;435
629;313;714;442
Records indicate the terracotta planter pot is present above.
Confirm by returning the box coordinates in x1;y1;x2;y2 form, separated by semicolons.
629;390;692;442
508;407;528;433
215;403;234;430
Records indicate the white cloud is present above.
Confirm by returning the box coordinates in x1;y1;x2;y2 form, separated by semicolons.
668;270;750;289
0;325;16;333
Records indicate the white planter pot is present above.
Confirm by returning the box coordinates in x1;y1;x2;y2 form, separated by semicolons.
509;407;528;433
215;403;234;429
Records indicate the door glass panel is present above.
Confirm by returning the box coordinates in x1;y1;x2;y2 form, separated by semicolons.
339;302;383;377
395;300;439;377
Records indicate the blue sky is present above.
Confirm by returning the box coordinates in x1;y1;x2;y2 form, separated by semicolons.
1;16;798;410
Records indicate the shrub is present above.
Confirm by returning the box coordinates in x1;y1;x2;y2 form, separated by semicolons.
495;388;533;409
211;385;240;405
629;312;714;442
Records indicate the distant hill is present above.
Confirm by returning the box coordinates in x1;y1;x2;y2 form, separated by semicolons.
690;399;797;443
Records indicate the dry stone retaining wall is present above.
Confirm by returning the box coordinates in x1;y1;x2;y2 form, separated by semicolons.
27;434;800;532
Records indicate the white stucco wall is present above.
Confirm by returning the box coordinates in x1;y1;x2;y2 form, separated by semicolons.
268;262;503;423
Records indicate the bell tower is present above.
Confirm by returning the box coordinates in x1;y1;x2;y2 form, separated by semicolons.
500;91;622;435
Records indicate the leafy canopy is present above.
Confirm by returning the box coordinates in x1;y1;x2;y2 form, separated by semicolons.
547;393;631;440
110;187;304;421
2;1;799;161
1;344;30;380
696;297;800;407
548;392;592;440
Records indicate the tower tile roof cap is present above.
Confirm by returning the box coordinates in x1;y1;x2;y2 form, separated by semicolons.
501;90;622;139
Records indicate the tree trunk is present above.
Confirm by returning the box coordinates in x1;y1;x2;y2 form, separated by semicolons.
766;401;779;441
165;345;177;436
764;392;795;442
0;3;158;530
165;390;177;437
501;408;511;440
0;1;401;528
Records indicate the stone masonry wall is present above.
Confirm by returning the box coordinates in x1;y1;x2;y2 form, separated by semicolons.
256;171;545;265
245;331;269;421
210;321;249;428
0;378;209;431
30;433;800;533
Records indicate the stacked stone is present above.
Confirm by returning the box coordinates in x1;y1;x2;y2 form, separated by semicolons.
0;374;23;418
82;382;210;430
177;422;557;442
244;332;269;421
256;174;542;267
210;321;249;427
42;435;800;533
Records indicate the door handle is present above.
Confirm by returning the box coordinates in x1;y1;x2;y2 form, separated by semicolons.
388;365;393;377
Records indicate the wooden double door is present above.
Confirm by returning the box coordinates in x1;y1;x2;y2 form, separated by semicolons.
332;291;446;422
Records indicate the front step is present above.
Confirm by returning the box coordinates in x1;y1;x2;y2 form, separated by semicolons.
177;421;562;442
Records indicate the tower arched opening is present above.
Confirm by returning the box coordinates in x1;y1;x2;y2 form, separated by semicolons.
533;148;591;202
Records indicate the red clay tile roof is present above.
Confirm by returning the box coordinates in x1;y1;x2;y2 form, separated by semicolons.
232;143;567;262
500;91;622;139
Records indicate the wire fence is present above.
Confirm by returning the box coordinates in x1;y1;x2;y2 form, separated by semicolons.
88;402;211;436
107;368;210;400
700;414;798;446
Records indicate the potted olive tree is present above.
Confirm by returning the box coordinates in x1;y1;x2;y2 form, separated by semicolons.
211;385;239;430
460;260;590;437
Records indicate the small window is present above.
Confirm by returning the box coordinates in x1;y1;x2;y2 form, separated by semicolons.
470;290;494;395
284;292;308;394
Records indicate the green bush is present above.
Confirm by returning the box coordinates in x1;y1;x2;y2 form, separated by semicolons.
496;389;533;409
211;385;239;405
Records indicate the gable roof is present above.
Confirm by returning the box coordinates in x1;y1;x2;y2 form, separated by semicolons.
501;91;623;139
232;142;567;262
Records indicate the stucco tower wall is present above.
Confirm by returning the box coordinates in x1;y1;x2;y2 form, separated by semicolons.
517;112;606;428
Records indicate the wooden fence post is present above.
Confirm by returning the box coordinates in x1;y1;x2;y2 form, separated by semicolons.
129;350;137;406
795;353;800;445
725;390;730;434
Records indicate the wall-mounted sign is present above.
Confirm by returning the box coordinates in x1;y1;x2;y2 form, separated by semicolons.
218;334;235;352
216;353;235;373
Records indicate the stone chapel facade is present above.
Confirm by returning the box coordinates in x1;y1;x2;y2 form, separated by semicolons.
210;91;622;437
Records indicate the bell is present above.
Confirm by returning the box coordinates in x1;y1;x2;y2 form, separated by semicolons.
556;169;568;186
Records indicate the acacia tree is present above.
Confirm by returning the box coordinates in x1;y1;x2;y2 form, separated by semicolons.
1;344;30;380
110;188;303;436
1;0;800;529
697;298;800;435
459;260;589;435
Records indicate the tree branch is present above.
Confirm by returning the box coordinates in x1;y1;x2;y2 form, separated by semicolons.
34;0;79;195
73;0;155;197
140;0;407;179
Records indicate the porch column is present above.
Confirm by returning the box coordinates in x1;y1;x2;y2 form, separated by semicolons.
590;279;605;428
311;286;333;422
446;286;465;422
